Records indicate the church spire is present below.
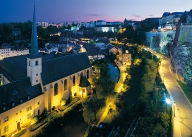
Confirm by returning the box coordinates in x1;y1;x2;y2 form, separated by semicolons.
30;3;39;56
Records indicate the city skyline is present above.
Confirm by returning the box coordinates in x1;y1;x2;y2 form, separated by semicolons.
0;0;192;23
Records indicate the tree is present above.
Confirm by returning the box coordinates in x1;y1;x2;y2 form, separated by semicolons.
79;26;87;31
82;95;105;124
183;57;192;85
152;124;167;137
21;20;32;39
47;26;59;34
0;23;12;44
179;13;187;23
96;77;114;96
92;60;115;96
160;112;170;130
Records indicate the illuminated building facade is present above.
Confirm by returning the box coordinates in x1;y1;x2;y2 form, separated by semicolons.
122;50;131;65
0;45;29;60
0;5;92;136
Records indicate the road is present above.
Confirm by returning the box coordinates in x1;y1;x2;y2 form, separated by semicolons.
148;48;192;137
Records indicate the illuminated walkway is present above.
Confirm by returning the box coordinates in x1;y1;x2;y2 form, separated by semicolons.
96;60;126;127
147;48;192;137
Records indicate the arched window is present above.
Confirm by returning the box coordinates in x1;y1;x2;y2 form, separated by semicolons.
29;61;30;66
87;70;89;79
73;76;75;86
54;83;58;96
35;60;38;66
64;79;67;90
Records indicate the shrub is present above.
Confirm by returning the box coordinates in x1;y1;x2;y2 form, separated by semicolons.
60;99;66;106
31;116;38;125
58;105;65;111
29;118;48;131
14;128;26;137
160;112;170;131
52;106;56;111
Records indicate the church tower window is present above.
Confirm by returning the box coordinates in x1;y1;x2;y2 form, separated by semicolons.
29;61;30;66
54;83;58;96
35;60;38;66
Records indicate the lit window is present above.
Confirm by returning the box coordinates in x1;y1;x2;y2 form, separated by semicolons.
26;106;32;112
27;113;31;119
4;125;9;133
4;117;8;123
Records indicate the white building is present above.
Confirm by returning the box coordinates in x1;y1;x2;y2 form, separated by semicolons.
86;21;95;28
96;20;106;26
0;45;29;60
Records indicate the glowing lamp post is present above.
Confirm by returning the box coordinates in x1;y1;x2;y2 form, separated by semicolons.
166;98;171;104
166;98;171;113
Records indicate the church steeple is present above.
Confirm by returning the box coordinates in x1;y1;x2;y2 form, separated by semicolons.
30;4;39;56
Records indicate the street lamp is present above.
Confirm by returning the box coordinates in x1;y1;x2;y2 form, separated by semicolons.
165;98;171;114
166;98;171;104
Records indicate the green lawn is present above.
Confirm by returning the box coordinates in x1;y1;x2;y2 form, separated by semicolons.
177;81;192;104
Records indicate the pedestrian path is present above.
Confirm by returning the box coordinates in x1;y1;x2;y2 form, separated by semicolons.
96;60;126;127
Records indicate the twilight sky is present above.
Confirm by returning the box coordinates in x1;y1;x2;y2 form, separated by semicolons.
0;0;191;23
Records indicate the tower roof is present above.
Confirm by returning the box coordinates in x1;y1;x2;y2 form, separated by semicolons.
79;76;90;87
30;4;40;58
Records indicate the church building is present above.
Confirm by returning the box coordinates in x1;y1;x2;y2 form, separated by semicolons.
0;5;92;136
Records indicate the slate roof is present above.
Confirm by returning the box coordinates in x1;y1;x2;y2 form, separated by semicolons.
83;44;106;56
41;52;91;85
107;44;116;50
95;25;119;27
79;76;90;87
0;77;42;114
120;45;135;53
0;53;57;81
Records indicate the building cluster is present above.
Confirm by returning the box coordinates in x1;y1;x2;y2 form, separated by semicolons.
0;6;92;136
153;10;192;32
37;22;63;28
0;43;29;60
